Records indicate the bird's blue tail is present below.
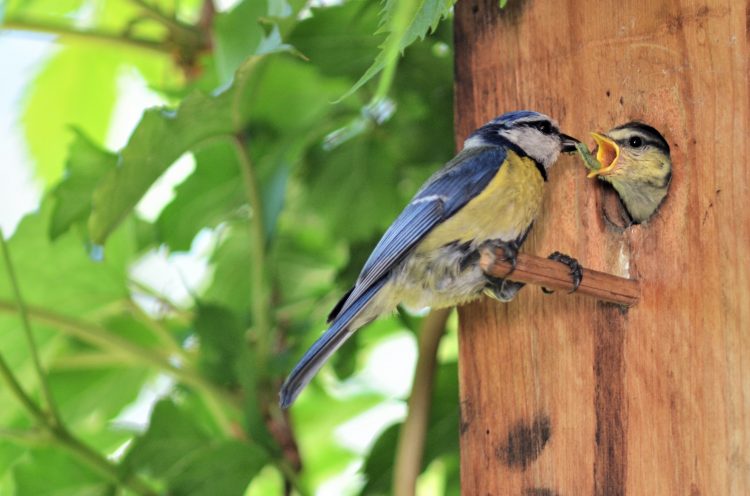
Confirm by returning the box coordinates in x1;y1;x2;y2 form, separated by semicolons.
279;277;387;408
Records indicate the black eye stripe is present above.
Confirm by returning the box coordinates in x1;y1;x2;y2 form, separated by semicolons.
618;136;661;149
611;121;670;153
523;120;555;134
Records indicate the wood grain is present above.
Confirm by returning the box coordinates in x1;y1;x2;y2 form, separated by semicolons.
454;0;750;494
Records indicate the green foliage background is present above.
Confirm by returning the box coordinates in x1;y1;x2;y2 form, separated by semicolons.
0;0;460;494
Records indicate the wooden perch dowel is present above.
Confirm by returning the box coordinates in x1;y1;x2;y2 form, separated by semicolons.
479;247;640;307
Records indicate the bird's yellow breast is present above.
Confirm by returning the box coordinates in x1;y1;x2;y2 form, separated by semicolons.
418;151;545;251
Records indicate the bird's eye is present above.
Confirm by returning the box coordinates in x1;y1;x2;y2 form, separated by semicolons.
629;136;643;147
536;122;552;134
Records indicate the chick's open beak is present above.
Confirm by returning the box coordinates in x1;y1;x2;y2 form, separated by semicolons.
560;133;581;153
588;132;620;178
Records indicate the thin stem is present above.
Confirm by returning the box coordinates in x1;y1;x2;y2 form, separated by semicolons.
231;135;305;492
128;278;193;323
276;459;310;496
0;229;61;427
0;352;157;494
1;18;169;54
53;425;158;496
392;308;451;496
231;135;272;370
128;0;204;46
0;354;48;425
125;300;191;363
0;299;240;419
0;427;49;445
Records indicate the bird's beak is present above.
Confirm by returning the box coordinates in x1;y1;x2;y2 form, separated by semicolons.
587;132;620;178
560;133;581;153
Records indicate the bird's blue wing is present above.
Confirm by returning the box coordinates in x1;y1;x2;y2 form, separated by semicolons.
332;146;507;320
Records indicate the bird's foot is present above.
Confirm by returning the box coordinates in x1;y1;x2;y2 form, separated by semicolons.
542;251;583;294
484;276;525;302
486;239;520;277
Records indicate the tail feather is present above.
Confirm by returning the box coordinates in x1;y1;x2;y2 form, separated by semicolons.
279;277;387;408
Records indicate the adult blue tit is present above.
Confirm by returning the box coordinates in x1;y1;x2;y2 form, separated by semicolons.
588;122;672;224
280;110;580;408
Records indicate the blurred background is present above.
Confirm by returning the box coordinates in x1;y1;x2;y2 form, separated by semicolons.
0;0;460;494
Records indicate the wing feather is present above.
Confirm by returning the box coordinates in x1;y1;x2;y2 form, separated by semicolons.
331;146;507;319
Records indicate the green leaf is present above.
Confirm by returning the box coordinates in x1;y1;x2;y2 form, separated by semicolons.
213;0;267;83
292;387;385;489
193;304;245;387
50;130;117;240
48;365;149;437
13;449;112;496
87;88;237;245
0;203;134;318
0;204;137;428
89;52;344;246
341;0;456;101
301;25;453;244
126;399;268;495
202;225;252;314
155;141;244;251
168;441;267;496
22;45;120;184
288;0;382;78
302;130;408;242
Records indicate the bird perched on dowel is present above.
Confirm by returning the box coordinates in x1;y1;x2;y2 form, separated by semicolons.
586;122;672;224
280;110;581;408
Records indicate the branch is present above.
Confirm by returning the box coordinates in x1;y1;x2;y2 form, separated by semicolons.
0;229;61;426
0;335;157;495
1;18;169;53
393;308;452;496
231;135;272;366
0;299;240;423
479;246;640;306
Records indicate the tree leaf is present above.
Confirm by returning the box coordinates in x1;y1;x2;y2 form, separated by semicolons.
213;0;267;83
193;304;245;388
13;449;113;496
22;45;121;184
155;141;244;251
288;0;382;79
89;52;344;246
87;86;238;245
125;399;268;495
49;130;117;240
340;0;456;101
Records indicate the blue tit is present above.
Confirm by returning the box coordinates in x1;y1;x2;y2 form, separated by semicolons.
280;110;580;408
588;122;672;224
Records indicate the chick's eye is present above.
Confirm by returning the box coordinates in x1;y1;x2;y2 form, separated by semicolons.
629;136;643;147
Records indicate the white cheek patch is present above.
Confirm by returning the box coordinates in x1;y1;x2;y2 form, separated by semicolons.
502;128;560;168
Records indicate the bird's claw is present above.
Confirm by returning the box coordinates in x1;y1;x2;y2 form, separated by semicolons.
541;251;583;294
487;239;520;277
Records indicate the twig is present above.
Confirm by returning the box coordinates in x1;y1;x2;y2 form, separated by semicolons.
0;355;48;425
1;18;169;53
231;134;272;366
479;246;640;306
0;343;157;495
0;229;61;426
0;299;240;422
393;308;452;496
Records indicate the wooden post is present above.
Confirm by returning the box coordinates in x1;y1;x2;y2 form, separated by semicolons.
454;1;749;494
